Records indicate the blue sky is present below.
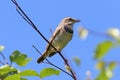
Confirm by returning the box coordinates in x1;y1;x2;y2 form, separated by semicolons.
1;0;120;80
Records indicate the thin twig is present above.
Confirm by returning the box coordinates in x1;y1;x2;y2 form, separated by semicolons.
0;52;6;60
0;52;8;64
0;61;5;65
11;0;77;79
50;28;53;36
86;27;112;39
32;45;42;55
32;45;73;77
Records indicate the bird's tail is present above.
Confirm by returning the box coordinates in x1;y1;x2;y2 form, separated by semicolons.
37;52;48;63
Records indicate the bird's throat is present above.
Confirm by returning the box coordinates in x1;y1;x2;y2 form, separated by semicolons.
64;25;73;33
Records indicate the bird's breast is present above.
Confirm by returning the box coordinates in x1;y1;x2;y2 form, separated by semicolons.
52;29;73;50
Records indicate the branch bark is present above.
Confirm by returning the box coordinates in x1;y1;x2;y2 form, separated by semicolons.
11;0;77;79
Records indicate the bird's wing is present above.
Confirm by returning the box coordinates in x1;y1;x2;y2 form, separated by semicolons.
45;27;61;52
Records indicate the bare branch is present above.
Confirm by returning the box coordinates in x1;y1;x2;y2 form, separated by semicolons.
0;52;8;64
0;61;5;65
32;45;73;77
11;0;77;80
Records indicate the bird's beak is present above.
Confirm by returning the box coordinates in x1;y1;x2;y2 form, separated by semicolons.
74;19;80;23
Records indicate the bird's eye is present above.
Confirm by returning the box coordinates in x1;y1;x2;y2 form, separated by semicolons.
69;18;72;21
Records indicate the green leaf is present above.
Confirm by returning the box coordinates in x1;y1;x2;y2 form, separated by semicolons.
20;70;39;77
10;50;32;66
108;62;116;70
94;41;113;59
96;61;105;70
4;74;21;80
96;63;115;80
96;69;109;80
0;73;9;79
72;57;80;66
0;65;17;75
40;68;60;78
21;78;28;80
0;65;18;79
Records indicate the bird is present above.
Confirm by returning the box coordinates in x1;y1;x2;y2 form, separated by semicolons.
37;17;80;63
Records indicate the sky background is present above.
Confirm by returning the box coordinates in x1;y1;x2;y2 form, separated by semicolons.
1;0;120;80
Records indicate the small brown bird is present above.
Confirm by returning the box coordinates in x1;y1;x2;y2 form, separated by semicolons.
37;17;80;63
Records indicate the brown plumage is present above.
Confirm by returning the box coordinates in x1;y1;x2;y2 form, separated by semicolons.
37;17;80;63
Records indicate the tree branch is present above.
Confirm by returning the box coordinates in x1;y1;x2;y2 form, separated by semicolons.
0;61;5;65
32;45;73;77
11;0;77;79
0;52;8;64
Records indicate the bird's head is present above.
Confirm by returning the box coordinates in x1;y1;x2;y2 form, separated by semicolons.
62;17;80;25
